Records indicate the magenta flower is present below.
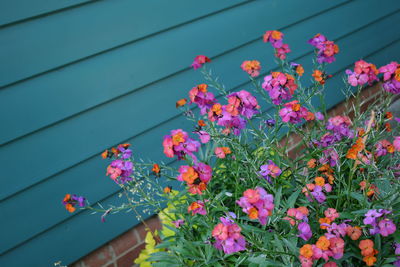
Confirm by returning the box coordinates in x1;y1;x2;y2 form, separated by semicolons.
226;90;260;119
375;139;394;157
262;72;297;105
279;100;309;124
298;222;312;241
394;136;400;151
315;112;325;121
311;186;326;203
346;60;379;87
363;209;383;225
319;148;339;167
188;200;207;216
162;129;200;160
308;33;339;64
379;61;400;94
189;84;216;114
217;109;247;136
191;55;211;70
212;217;246;254
237;187;274;225
325;115;354;140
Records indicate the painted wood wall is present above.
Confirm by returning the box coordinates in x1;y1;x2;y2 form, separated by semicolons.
1;0;400;265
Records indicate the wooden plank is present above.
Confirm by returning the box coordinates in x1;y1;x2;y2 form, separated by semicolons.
2;9;400;256
2;37;400;267
0;0;92;26
0;0;350;145
0;0;395;201
0;0;249;87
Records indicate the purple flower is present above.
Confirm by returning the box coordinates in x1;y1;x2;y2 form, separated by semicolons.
265;119;276;127
118;147;132;159
311;186;326;203
71;195;86;207
315;112;325;121
298;222;312;241
196;131;210;144
319;148;339;167
259;160;282;183
172;219;185;228
363;209;383;225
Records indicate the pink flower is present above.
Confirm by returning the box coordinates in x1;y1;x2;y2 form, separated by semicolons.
172;219;184;228
323;262;338;267
379;61;400;94
226;90;260;119
213;217;246;254
299;255;313;267
308;33;339;64
346;60;379;87
324;208;339;221
378;219;396;237
191;55;211;70
212;223;228;240
394;136;400;151
237;187;274;225
189;84;215;114
162;129;200;160
196;131;210;144
329;237;344;259
214;147;231;159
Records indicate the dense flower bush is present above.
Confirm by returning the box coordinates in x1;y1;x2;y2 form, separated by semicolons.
64;30;400;266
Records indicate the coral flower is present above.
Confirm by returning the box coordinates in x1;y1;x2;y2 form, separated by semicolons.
241;60;261;77
324;208;339;221
346;226;362;240
188;200;207;215
243;189;260;204
215;147;232;159
363;255;377;266
319;217;332;229
212;223;228;240
152;163;160;174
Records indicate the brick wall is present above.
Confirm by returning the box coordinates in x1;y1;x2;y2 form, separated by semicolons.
71;84;387;267
71;216;161;267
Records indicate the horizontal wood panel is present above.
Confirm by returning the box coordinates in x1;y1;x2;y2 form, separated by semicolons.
0;0;349;145
0;0;93;26
0;0;249;87
2;9;400;255
0;0;396;201
2;37;400;265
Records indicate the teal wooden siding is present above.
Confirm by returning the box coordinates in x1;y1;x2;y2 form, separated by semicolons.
1;0;400;265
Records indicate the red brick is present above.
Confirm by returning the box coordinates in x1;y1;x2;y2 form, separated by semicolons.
82;244;114;267
116;243;145;267
110;229;138;256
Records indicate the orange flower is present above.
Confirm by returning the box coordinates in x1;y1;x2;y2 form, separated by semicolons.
172;132;185;145
176;98;187;108
363;255;377;266
312;70;325;84
316;236;330;250
319;217;332;229
307;159;317;168
101;150;109;159
197;83;208;92
248;207;259;219
395;67;400;81
65;203;76;213
182;167;199;184
292;103;301;111
271;30;283;40
152;164;160;174
326;174;335;184
211;103;223;115
63;194;71;203
305;112;315;121
297;206;309;216
318;164;333;173
198;120;206;127
299;244;313;258
163;186;172;194
346;226;362;240
296;65;304;76
315;176;325;186
359;239;375;256
111;147;119;156
346;138;364;159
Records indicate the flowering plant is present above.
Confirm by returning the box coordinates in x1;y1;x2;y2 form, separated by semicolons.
64;31;400;266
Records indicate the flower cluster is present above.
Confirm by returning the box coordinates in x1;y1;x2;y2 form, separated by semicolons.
375;139;395;156
263;30;291;59
363;209;396;236
215;147;231;159
308;33;339;64
284;207;312;241
62;194;85;213
379;61;400;94
189;84;216;115
237;187;274;225
188;200;207;216
359;239;378;266
177;162;212;195
191;55;211;70
259;160;281;183
241;60;261;77
212;216;246;254
279;100;313;124
262;72;298;105
299;236;345;267
346;60;379;87
163;129;200;159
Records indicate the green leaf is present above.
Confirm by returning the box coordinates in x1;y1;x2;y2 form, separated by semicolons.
286;189;301;208
349;192;365;202
275;186;282;209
